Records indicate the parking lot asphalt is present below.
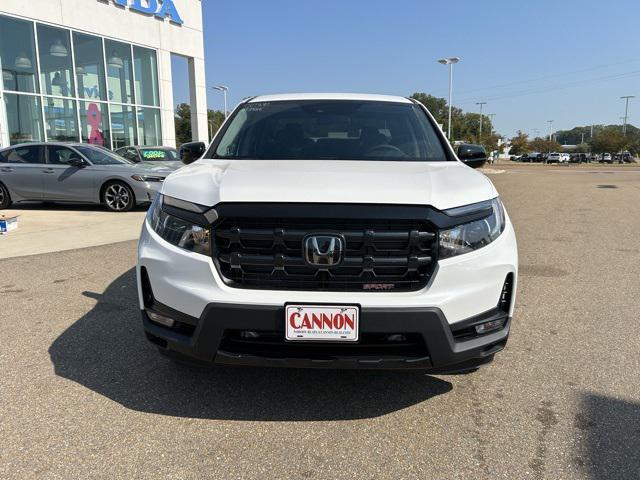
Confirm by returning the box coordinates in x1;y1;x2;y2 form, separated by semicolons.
0;204;147;259
1;163;639;479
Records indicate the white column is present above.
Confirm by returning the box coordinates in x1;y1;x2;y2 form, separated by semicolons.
157;50;176;148
0;92;8;148
188;56;209;143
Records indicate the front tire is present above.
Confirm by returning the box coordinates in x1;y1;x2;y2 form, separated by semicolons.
102;181;134;212
0;182;11;209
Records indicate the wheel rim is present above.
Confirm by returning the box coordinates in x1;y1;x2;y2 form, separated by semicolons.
105;184;130;211
0;186;5;205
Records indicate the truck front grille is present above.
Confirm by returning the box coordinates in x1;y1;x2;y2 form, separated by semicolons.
212;216;437;291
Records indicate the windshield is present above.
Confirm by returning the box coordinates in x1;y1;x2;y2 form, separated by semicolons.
139;148;178;161
76;146;131;165
212;100;447;161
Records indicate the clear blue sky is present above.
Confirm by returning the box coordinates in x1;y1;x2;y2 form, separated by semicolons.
172;0;640;139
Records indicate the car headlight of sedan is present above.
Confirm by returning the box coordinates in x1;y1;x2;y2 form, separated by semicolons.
147;194;211;255
131;174;165;182
439;197;506;259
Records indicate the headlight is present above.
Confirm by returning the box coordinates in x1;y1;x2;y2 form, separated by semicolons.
132;174;165;182
147;194;211;255
439;198;506;259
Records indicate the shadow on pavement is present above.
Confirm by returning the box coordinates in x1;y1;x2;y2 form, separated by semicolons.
49;268;452;421
580;393;640;479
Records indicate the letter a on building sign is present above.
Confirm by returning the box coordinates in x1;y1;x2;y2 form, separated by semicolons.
156;0;184;25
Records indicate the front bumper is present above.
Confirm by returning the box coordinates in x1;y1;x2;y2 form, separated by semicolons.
131;181;162;205
137;204;517;371
142;302;510;371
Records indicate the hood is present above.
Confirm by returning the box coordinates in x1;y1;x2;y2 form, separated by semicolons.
161;160;497;210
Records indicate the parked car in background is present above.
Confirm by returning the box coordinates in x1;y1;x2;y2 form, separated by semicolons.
600;153;612;163
0;143;172;212
115;146;182;170
521;152;541;162
456;143;487;168
546;153;570;164
546;153;562;164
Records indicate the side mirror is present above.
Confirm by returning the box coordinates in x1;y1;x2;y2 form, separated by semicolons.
457;145;487;169
179;142;206;165
68;157;86;168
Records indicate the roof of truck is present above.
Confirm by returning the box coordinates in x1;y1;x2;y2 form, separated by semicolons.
247;93;412;104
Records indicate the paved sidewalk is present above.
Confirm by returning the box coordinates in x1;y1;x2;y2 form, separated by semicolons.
0;205;146;259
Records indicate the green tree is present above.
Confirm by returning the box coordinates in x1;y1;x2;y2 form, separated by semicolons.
574;143;590;153
174;103;226;147
509;131;529;155
208;110;225;136
590;126;631;154
174;103;192;146
529;137;562;153
410;93;447;125
410;92;497;147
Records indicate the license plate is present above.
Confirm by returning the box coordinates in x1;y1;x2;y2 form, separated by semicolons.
285;304;359;342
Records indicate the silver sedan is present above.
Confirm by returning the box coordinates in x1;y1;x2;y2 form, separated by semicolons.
0;143;174;212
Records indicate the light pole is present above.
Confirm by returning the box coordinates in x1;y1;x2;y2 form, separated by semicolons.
213;85;229;118
620;95;635;135
487;113;496;142
438;56;460;140
476;102;487;142
486;113;496;162
547;120;554;141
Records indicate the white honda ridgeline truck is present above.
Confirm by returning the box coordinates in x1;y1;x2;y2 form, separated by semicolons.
137;93;518;373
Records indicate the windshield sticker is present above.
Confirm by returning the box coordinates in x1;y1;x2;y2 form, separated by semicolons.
142;150;167;159
245;102;270;112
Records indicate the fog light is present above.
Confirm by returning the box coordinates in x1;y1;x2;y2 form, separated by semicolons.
475;319;504;334
147;310;175;328
386;334;407;343
240;331;260;339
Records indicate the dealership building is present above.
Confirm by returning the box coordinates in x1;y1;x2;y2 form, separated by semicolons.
0;0;207;149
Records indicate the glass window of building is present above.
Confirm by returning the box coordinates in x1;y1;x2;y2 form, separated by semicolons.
79;101;111;149
4;94;43;143
37;24;75;97
110;104;137;148
2;16;165;148
43;97;78;142
0;15;39;94
133;47;159;107
73;33;107;101
137;107;162;145
105;40;134;104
